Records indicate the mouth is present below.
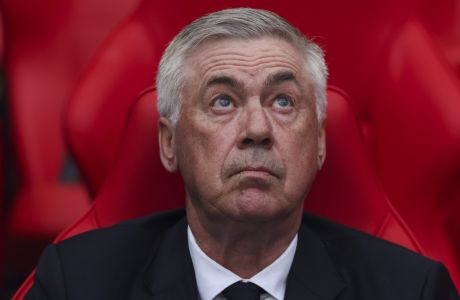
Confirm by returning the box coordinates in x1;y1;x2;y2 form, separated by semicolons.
233;166;279;178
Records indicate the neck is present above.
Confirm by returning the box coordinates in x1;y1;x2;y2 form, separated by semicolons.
186;202;302;278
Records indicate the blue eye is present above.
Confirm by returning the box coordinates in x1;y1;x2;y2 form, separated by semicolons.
212;95;234;108
273;95;292;108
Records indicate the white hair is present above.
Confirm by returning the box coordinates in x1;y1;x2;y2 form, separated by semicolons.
156;8;328;124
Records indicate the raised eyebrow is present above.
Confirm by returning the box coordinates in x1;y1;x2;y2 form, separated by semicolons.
205;75;242;89
264;71;299;87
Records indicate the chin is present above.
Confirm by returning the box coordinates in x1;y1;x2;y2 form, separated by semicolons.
229;189;293;222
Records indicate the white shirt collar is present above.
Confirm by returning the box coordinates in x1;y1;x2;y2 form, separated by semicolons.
187;226;298;300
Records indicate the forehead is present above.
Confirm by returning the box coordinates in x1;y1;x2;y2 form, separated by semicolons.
183;37;308;86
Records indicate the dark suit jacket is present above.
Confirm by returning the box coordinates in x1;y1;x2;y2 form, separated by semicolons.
25;209;459;300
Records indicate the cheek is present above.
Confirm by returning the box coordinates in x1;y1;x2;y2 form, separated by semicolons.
283;138;318;175
197;126;235;165
179;124;241;208
176;118;236;187
278;122;320;198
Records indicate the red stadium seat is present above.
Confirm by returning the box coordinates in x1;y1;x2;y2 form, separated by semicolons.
65;8;161;194
0;0;140;236
307;87;422;252
1;0;139;277
368;19;460;286
417;0;460;75
1;1;90;274
16;87;418;298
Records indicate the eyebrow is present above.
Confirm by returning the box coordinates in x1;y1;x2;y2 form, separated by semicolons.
264;71;298;87
205;75;241;89
204;71;300;91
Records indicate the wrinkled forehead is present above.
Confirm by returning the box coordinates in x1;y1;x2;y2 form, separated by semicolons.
181;37;312;95
184;37;307;80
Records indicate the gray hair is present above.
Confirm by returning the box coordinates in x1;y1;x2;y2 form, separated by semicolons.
156;8;328;124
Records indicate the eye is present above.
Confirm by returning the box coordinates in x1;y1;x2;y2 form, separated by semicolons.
273;95;293;108
211;95;234;109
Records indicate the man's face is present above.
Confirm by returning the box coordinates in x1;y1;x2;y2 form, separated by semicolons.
159;37;326;223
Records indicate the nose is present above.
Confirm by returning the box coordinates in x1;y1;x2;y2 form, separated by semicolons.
237;104;274;149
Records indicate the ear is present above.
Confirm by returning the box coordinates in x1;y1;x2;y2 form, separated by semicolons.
317;119;327;170
158;117;178;173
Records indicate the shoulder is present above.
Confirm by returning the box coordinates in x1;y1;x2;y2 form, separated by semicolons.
301;213;458;298
54;208;186;261
58;208;184;244
26;209;186;299
302;212;431;268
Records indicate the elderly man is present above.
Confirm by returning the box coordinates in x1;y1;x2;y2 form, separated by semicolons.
26;8;458;300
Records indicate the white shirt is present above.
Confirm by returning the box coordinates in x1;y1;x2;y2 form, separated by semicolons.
187;227;298;300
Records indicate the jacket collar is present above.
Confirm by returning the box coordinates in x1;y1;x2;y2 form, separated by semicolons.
285;219;346;300
142;213;345;300
143;216;199;300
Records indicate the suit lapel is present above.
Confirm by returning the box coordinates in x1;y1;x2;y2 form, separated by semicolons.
285;221;346;300
139;213;345;300
143;217;198;300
